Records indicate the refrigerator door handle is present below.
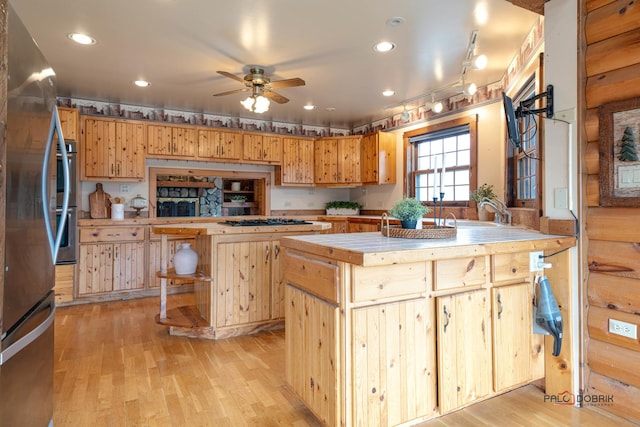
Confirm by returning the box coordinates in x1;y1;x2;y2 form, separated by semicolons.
42;106;69;264
0;302;55;365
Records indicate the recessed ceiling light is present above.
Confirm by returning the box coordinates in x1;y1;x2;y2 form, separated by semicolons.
325;107;336;112
374;41;396;53
303;105;315;110
133;80;151;88
382;90;395;97
67;33;96;45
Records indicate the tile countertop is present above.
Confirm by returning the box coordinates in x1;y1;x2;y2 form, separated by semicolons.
280;227;576;267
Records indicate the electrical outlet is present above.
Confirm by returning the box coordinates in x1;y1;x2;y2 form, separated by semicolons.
609;319;638;339
119;184;130;193
529;251;544;272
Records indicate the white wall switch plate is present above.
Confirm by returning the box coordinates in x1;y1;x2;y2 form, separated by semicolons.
530;251;544;272
120;184;130;193
554;187;568;209
609;318;638;339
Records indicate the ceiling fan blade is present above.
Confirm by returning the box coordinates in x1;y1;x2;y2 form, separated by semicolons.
213;87;249;97
263;90;289;104
267;77;306;89
217;70;245;83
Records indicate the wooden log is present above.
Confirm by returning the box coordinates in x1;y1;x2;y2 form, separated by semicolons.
588;272;640;314
585;0;640;44
587;207;640;242
588;339;640;389
586;29;640;76
586;0;617;12
585;108;599;142
588;240;640;279
586;63;640;108
586;175;600;207
587;306;640;352
585;141;600;175
587;371;640;424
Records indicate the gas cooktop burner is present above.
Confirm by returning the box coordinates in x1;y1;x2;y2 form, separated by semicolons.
222;218;312;227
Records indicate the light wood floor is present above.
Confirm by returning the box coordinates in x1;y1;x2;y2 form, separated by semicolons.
54;294;637;427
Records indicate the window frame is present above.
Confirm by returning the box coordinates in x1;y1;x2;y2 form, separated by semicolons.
403;115;478;207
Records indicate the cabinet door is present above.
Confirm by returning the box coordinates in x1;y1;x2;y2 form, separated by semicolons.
147;124;172;156
78;243;115;294
262;135;282;162
285;284;339;426
215;241;271;327
172;126;197;157
347;222;379;233
361;132;396;185
314;138;338;183
83;117;116;178
242;133;263;161
361;133;378;184
492;283;544;391
352;298;436;426
112;241;145;291
337;136;361;184
281;138;314;184
58;107;78;141
219;131;242;160
437;289;492;413
115;121;145;179
271;241;285;320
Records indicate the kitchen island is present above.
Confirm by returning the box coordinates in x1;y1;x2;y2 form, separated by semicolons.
279;226;575;426
152;219;330;339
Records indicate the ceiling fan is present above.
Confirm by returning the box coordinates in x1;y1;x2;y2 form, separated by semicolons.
213;67;306;104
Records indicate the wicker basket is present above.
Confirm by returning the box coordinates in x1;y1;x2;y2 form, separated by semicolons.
381;213;457;239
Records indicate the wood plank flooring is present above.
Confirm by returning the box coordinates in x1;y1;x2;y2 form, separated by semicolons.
54;294;637;426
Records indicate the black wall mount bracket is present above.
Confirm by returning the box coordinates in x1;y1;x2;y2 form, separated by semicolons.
516;84;554;119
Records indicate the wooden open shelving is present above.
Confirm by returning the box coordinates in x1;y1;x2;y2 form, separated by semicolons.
156;180;216;188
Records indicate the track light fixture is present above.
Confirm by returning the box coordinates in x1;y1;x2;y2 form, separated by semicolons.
400;104;410;122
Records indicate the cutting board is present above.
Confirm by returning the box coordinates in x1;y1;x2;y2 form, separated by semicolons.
89;183;112;219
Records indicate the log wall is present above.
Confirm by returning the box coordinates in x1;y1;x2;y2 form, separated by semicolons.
584;0;640;422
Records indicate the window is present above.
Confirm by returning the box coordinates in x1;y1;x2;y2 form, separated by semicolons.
513;77;538;206
404;116;477;206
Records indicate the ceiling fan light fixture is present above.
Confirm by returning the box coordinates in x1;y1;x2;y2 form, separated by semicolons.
253;95;270;113
240;96;255;110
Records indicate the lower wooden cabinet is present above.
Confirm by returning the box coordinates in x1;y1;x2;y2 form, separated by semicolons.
78;241;145;295
54;264;75;304
285;284;339;426
436;289;492;413
492;282;544;391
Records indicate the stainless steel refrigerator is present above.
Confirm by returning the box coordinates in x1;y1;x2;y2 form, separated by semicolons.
0;5;71;426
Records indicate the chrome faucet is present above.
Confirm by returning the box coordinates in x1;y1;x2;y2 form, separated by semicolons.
479;197;513;225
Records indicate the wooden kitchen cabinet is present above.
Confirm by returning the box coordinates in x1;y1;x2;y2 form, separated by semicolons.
54;264;75;304
197;129;242;161
314;135;362;185
275;137;315;185
58;107;79;141
436;288;492;413
243;132;282;163
492;282;544;392
77;226;146;295
347;222;379;232
361;130;396;185
81;117;146;181
147;123;197;159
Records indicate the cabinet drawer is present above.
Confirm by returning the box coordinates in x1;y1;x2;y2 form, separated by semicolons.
492;253;530;283
352;262;430;302
80;227;145;243
434;256;487;291
282;249;339;304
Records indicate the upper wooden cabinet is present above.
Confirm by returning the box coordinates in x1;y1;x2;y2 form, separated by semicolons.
197;129;242;161
147;124;197;159
81;116;146;181
314;135;362;185
58;107;79;141
243;132;282;163
275;137;315;186
361;131;396;185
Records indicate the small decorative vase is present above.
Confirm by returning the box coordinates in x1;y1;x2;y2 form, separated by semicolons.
478;207;495;222
400;219;417;229
174;243;198;275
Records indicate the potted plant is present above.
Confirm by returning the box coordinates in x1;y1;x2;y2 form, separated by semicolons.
388;197;430;229
325;201;362;216
470;183;497;221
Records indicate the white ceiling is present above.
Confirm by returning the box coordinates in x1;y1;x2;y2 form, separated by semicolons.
10;0;538;129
